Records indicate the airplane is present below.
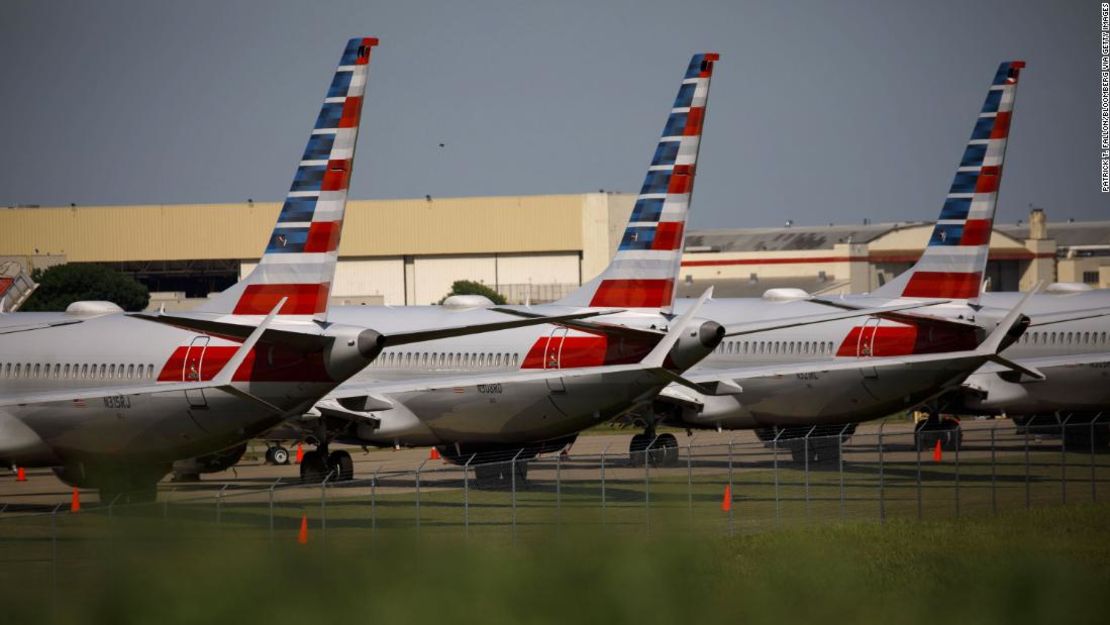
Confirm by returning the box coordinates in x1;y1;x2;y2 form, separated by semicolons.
624;60;1110;458
0;38;617;502
247;55;1043;482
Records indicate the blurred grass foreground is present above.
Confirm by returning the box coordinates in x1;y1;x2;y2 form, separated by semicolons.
3;503;1110;625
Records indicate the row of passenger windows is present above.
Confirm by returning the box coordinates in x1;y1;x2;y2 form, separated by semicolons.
369;351;520;369
0;362;157;381
1021;331;1109;345
715;340;837;357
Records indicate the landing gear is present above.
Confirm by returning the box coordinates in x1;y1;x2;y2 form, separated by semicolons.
299;450;328;482
628;432;680;467
265;445;291;466
328;450;354;481
300;447;355;482
915;413;962;451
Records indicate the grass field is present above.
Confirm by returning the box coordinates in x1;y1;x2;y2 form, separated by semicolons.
2;502;1109;624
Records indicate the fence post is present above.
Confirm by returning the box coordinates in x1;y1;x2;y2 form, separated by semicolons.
556;446;563;525
321;470;334;540
804;426;814;520
1024;421;1031;510
371;467;380;532
954;422;961;519
728;438;735;536
464;454;475;535
268;478;281;541
991;423;997;515
163;486;174;521
1061;414;1072;505
511;449;523;541
50;503;62;618
916;422;923;521
878;422;885;525
1092;414;1102;502
839;425;848;520
415;459;427;534
600;443;609;524
773;429;783;526
216;483;230;525
645;435;658;530
687;435;697;519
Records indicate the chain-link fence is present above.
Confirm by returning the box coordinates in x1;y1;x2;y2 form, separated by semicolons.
2;416;1109;600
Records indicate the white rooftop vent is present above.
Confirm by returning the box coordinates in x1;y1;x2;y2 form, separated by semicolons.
761;288;809;302
1044;282;1094;294
65;301;124;316
441;294;495;310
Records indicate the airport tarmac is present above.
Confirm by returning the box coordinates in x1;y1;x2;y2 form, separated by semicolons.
0;418;1083;512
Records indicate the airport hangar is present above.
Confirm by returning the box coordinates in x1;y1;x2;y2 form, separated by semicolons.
0;194;1107;310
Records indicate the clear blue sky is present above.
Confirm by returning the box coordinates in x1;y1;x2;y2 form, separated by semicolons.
0;0;1102;228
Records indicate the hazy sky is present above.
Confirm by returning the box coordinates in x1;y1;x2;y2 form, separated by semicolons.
0;0;1102;229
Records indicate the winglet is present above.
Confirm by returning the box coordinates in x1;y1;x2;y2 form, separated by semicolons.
212;298;286;385
977;282;1039;356
642;286;712;368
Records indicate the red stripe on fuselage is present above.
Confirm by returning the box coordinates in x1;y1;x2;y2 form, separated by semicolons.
234;283;330;315
157;345;333;383
588;279;674;308
520;334;658;369
835;320;979;357
901;272;981;299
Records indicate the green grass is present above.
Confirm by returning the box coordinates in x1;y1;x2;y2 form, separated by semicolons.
2;503;1110;624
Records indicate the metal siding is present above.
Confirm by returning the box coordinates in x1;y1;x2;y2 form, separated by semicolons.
0;194;588;262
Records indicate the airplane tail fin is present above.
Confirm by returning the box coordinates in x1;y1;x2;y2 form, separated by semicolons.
872;61;1025;303
556;53;719;312
196;37;379;321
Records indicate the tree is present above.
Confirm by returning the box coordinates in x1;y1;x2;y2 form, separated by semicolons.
22;264;150;312
438;280;507;305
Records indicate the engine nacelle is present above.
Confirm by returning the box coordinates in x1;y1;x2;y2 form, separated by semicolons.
322;324;385;381
667;318;725;370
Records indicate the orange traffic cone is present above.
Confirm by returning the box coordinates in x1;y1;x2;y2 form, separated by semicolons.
933;439;943;463
15;467;26;482
429;447;441;460
295;443;304;464
721;484;732;512
70;488;81;513
297;514;309;544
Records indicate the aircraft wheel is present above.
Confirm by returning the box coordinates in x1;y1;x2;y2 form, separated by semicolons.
271;446;291;466
628;433;650;467
654;433;680;467
328;450;355;481
300;451;327;483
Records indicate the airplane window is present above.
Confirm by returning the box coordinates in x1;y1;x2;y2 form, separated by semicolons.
33;364;41;378
494;353;502;367
478;353;486;367
14;364;21;378
109;364;115;378
1084;332;1091;344
2;363;8;378
1066;332;1073;344
127;364;135;379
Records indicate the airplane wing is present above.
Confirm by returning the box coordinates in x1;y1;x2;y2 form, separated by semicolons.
684;289;1043;395
973;350;1110;375
0;299;285;409
0;318;85;336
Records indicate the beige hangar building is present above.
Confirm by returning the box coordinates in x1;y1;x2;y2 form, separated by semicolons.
0;193;1107;311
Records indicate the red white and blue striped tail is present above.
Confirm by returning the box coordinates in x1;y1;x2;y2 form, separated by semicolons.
873;61;1024;303
196;37;378;322
557;53;718;312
